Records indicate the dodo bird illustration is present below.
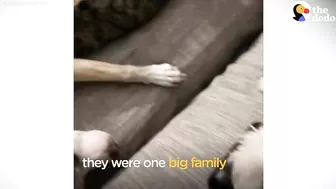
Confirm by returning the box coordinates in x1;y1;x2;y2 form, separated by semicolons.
293;4;310;21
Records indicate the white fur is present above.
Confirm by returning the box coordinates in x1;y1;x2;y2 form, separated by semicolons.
145;63;187;87
74;130;111;162
228;127;263;189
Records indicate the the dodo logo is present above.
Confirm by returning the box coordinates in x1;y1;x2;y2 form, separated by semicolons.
293;1;336;22
293;1;311;22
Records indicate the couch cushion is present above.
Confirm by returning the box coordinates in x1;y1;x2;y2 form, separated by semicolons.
75;0;262;187
103;34;263;189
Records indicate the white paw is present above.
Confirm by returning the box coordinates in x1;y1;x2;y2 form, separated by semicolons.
145;63;187;87
74;130;119;162
258;77;263;92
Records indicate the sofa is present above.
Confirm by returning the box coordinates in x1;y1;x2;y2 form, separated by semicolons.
74;0;263;188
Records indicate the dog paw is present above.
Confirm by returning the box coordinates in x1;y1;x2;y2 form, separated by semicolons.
74;130;119;162
145;63;187;87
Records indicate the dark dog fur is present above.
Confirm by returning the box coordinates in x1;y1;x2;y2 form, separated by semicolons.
75;0;169;58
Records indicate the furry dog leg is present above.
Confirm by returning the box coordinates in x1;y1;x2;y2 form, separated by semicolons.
74;59;186;87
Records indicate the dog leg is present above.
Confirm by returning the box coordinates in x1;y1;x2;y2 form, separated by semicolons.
74;59;186;87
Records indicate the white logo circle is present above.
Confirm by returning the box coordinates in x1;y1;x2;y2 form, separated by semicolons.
293;1;312;20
